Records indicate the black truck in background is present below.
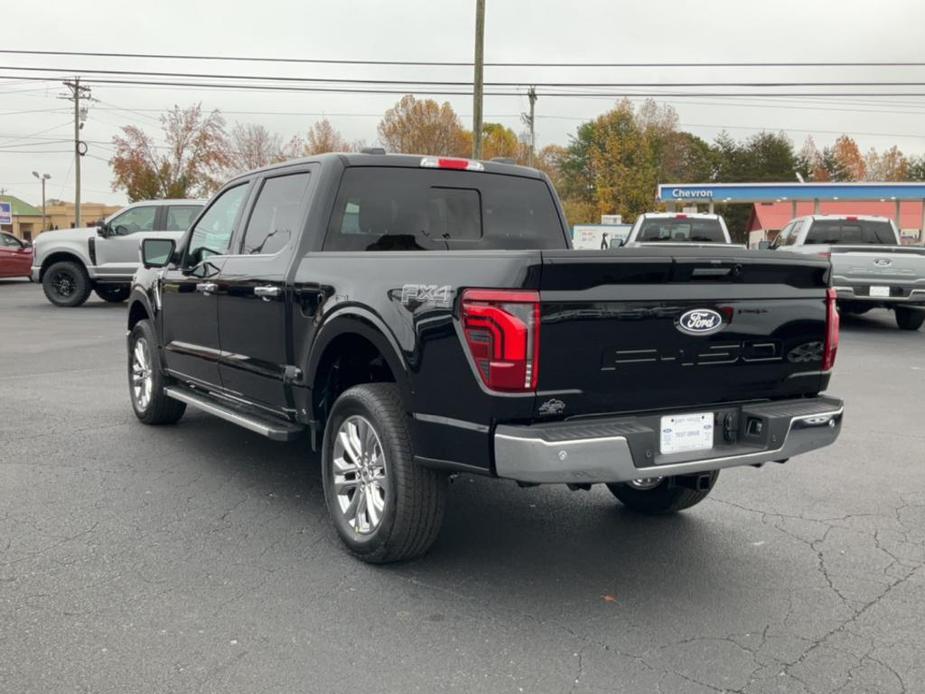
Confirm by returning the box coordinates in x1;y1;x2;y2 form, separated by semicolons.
127;153;844;563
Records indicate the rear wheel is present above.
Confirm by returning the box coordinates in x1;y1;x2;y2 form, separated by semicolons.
95;284;130;303
42;260;91;307
128;319;185;425
322;383;446;563
607;471;719;514
895;307;925;331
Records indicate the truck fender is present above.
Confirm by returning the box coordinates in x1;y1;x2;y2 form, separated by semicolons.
305;307;413;411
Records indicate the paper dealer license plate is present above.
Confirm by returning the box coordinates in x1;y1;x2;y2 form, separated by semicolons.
869;286;891;298
660;412;714;455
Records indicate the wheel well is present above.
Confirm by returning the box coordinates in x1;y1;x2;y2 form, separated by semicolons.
40;252;86;281
311;333;396;428
128;301;149;331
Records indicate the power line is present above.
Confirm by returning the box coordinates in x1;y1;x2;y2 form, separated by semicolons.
4;74;925;98
3;48;925;68
7;64;925;88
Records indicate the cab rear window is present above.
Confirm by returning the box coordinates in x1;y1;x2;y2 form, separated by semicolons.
323;167;566;251
805;220;896;245
636;218;726;242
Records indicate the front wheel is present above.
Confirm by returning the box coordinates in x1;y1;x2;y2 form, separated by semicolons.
128;320;185;425
95;284;130;303
322;383;447;563
42;260;91;307
607;471;719;514
895;307;925;331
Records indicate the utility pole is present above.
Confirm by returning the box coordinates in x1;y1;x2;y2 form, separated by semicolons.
472;0;485;160
521;86;537;167
60;78;90;227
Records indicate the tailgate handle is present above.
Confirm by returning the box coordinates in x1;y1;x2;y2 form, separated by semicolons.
692;267;733;277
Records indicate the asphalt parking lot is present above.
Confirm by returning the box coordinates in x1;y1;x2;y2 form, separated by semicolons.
1;279;923;694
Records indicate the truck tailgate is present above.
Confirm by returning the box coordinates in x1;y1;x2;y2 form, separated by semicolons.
536;248;831;417
829;245;925;288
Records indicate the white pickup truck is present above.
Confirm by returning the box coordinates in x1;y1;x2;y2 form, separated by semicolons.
768;214;925;330
31;199;203;307
621;212;735;247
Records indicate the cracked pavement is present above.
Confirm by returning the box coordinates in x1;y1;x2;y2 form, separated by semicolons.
1;279;923;693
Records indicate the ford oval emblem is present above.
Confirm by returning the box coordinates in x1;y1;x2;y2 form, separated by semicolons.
873;257;892;267
677;308;724;336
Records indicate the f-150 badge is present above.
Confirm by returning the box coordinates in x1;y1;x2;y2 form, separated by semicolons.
400;284;452;308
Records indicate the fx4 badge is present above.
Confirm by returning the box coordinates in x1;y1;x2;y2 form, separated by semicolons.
677;308;724;336
400;284;452;308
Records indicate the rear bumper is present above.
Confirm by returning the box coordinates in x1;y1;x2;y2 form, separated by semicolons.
834;284;925;305
494;396;843;484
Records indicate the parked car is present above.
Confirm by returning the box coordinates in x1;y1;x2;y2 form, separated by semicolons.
767;214;925;330
31;199;204;306
622;212;735;247
0;232;33;279
126;152;843;563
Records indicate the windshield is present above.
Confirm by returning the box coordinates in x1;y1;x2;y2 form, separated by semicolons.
636;218;726;243
804;220;897;245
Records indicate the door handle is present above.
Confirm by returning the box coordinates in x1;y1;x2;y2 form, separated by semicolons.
196;282;218;294
254;285;281;300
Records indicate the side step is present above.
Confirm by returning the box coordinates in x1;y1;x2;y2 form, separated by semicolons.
164;386;304;442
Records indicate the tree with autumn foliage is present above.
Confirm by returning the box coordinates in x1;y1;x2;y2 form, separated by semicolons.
111;104;229;201
558;99;684;224
480;122;523;161
377;95;470;157
302;119;355;155
830;135;866;181
865;145;909;181
225;123;294;176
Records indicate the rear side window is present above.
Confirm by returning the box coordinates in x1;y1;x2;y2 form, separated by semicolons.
637;218;726;242
805;220;896;245
242;173;311;255
323;168;565;251
165;205;203;231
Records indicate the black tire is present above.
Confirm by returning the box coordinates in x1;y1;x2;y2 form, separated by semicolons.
128;319;186;425
607;471;719;514
322;383;447;563
42;260;91;307
95;284;130;303
895;307;925;331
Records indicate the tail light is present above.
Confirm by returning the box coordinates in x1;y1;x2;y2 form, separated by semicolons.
822;287;839;371
817;251;832;260
461;289;540;392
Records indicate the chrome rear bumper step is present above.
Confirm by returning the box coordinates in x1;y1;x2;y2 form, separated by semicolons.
494;396;844;485
164;386;304;441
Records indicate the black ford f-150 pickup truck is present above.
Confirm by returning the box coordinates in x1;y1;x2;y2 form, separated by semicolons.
127;153;843;562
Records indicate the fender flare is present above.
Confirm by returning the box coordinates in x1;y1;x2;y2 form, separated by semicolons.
305;307;413;411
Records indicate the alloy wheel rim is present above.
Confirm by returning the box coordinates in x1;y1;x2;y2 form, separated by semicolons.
131;337;153;410
332;415;387;535
52;271;75;297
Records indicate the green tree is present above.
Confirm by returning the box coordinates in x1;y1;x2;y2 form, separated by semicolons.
558;99;679;224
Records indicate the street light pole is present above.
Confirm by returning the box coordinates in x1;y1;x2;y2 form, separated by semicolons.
32;171;51;232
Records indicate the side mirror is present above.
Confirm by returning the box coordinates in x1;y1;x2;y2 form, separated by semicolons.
21;240;32;249
758;240;770;250
97;223;111;238
141;238;176;269
609;238;625;248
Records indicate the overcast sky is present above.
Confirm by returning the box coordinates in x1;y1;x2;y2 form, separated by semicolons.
2;0;925;208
